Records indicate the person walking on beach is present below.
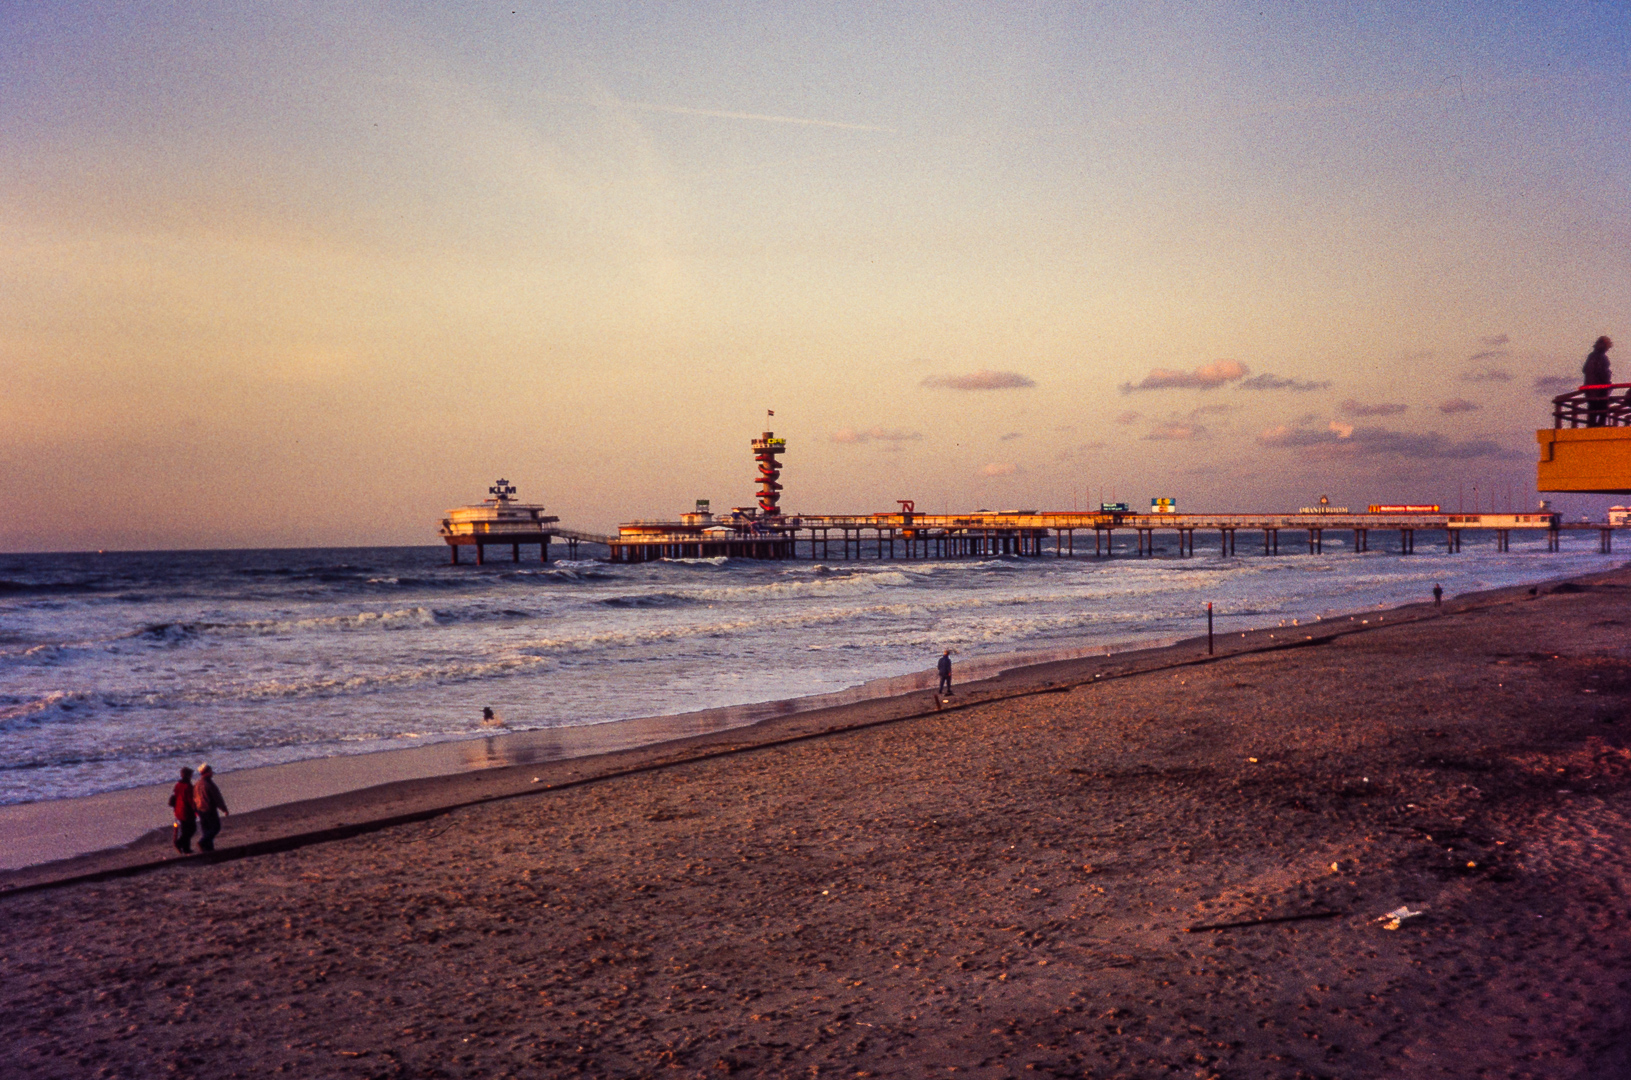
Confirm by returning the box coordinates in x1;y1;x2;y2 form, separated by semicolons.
168;767;197;855
1583;336;1613;426
1433;583;1443;608
193;763;228;853
937;650;953;697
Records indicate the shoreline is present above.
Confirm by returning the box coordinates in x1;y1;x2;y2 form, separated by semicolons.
0;564;1602;891
0;634;1176;872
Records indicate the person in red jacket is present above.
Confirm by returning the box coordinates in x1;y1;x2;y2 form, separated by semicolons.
193;763;229;852
168;767;197;854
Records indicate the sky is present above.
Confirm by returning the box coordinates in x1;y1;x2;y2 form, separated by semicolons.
3;2;1628;550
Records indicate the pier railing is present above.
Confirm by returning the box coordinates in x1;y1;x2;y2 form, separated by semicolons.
1553;383;1631;428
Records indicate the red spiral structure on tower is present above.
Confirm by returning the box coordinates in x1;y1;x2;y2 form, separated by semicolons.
751;431;787;516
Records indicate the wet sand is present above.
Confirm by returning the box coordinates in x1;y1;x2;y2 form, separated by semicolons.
0;639;1167;872
3;569;1630;1077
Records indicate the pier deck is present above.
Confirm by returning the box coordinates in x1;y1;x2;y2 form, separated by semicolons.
607;510;1618;562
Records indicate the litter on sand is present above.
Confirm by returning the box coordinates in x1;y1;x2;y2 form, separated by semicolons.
1377;905;1424;930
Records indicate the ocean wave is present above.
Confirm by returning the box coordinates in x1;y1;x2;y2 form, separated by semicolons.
679;569;921;603
125;606;446;641
499;565;622;582
0;579;110;596
597;593;697;608
0;690;98;728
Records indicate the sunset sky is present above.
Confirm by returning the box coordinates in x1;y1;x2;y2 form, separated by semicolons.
4;3;1628;550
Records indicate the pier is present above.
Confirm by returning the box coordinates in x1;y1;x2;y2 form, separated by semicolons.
606;508;1616;562
451;415;1626;566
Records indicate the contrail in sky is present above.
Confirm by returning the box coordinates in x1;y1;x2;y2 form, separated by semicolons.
613;98;895;133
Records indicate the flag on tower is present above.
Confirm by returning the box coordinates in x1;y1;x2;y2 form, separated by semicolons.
768;409;775;417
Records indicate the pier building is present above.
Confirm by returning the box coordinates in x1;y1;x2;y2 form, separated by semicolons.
440;480;560;564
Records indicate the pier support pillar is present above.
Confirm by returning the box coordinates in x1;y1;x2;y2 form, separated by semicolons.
476;543;485;565
450;545;459;565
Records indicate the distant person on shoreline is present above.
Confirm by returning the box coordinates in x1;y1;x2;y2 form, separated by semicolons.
194;764;229;852
938;650;953;697
168;767;196;855
1584;335;1613;426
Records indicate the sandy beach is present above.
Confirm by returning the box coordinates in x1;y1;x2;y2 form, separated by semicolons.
3;568;1630;1078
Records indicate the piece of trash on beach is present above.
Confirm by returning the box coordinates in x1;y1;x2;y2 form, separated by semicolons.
531;777;541;784
1376;905;1424;930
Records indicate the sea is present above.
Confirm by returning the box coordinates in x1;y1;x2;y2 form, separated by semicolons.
0;535;1616;807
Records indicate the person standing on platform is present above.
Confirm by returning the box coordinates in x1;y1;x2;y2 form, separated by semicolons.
1583;336;1613;427
193;763;229;852
168;767;196;855
937;650;953;697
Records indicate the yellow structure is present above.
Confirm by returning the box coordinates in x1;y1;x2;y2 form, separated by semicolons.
1536;428;1631;495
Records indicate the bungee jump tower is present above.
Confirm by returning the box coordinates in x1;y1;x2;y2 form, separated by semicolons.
752;430;787;516
608;428;799;560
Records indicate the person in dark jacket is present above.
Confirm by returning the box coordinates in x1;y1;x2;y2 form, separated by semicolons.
193;763;229;852
1584;336;1613;426
168;767;196;854
937;650;953;696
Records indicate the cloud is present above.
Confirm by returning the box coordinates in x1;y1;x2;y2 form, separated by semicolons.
1119;359;1247;393
1479;334;1511;347
1339;399;1408;417
1461;368;1512;383
830;427;923;444
1115;410;1142;425
1534;375;1579;395
1144;423;1207;441
1055;442;1107;463
921;370;1036;391
1238;373;1332;392
981;462;1019;476
1256;421;1522;460
1190;403;1233;417
1437;398;1482;414
1467;349;1509;364
999;432;1023;441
